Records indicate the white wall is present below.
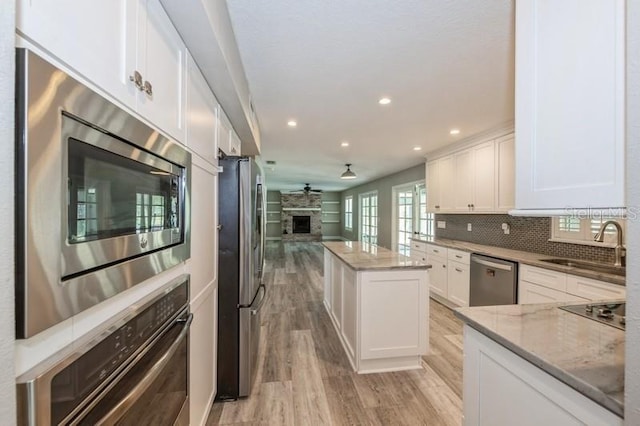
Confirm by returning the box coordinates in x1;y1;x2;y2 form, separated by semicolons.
625;0;640;423
0;0;17;422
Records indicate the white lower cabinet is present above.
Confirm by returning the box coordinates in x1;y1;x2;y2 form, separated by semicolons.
426;245;448;299
323;249;429;373
519;281;587;304
519;264;625;304
463;325;622;426
426;244;470;307
447;260;470;307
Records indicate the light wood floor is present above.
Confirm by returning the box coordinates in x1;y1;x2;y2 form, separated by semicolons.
206;242;463;426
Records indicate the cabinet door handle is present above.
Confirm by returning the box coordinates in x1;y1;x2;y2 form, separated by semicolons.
143;80;153;96
455;267;463;272
433;249;439;253
455;255;462;259
442;264;446;268
435;205;440;209
129;70;144;91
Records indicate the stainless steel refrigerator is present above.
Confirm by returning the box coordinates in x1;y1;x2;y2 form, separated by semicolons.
217;156;266;399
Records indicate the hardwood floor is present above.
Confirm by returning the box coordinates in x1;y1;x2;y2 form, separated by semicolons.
206;242;463;426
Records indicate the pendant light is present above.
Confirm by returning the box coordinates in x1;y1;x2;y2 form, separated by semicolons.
340;163;357;180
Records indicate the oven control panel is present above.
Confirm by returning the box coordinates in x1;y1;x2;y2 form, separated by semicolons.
49;278;189;425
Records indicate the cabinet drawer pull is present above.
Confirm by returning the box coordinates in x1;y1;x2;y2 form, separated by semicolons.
129;70;144;91
455;255;463;259
143;80;153;96
442;264;446;268
435;205;440;209
455;267;463;272
433;249;439;253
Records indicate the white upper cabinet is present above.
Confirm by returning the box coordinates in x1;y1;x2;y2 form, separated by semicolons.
514;0;625;212
427;134;512;214
496;134;516;211
218;109;241;156
471;142;496;212
17;0;187;143
17;0;132;107
135;0;187;142
427;155;454;212
186;53;218;165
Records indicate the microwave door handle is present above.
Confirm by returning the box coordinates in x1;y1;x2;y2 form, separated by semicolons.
82;314;193;426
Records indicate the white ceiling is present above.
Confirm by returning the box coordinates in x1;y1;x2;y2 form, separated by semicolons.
226;0;515;192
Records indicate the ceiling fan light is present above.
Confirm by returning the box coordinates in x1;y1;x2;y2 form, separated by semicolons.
340;164;357;180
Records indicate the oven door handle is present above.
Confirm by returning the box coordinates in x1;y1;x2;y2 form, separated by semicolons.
93;313;193;426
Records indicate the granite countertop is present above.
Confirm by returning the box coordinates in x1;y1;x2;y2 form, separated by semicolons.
455;303;624;417
412;236;625;286
322;241;432;271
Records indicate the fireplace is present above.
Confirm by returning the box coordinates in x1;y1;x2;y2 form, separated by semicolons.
292;216;311;234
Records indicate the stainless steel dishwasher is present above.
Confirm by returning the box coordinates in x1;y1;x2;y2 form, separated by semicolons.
470;254;518;306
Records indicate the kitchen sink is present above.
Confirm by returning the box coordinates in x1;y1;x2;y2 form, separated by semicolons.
539;258;625;277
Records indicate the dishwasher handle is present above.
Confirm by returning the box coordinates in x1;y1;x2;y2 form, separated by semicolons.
471;257;513;271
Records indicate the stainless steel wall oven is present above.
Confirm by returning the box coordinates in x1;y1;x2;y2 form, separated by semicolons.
15;49;191;338
17;275;192;425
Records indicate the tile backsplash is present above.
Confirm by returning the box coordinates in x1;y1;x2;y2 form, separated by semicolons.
434;214;615;264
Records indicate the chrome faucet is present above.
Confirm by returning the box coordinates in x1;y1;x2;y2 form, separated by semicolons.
594;220;626;267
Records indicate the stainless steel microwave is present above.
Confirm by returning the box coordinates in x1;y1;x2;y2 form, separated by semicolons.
15;49;191;338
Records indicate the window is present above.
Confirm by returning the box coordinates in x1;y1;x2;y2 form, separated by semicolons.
359;192;378;245
76;187;98;238
396;188;413;256
551;217;624;246
393;183;434;255
344;196;353;231
136;193;167;232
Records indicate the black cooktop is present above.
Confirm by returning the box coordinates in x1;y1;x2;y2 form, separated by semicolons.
560;302;626;330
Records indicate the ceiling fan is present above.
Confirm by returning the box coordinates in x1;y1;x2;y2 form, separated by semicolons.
289;183;322;194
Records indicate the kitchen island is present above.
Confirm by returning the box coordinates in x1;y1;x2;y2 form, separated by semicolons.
455;303;624;425
322;241;431;373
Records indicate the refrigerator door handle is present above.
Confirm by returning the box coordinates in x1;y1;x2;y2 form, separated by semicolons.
250;285;267;316
471;257;512;271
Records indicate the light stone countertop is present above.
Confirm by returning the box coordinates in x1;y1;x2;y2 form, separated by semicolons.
455;303;624;417
322;241;432;271
412;236;625;286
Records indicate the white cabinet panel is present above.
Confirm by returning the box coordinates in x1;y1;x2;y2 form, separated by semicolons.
515;0;625;210
566;275;625;301
189;290;216;425
360;271;428;360
519;281;587;304
426;160;440;212
324;249;332;309
16;0;134;109
438;156;455;211
189;158;217;300
229;129;242;156
454;149;473;212
472;142;496;212
520;265;567;292
447;260;470;307
341;268;357;359
496;134;515;211
218;109;233;156
186;53;218;165
330;256;343;326
428;256;448;299
464;326;622;426
137;0;186;141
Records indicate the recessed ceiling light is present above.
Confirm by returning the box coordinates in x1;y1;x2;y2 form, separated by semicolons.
287;120;297;127
413;146;422;151
341;141;350;147
450;129;460;135
378;97;391;105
